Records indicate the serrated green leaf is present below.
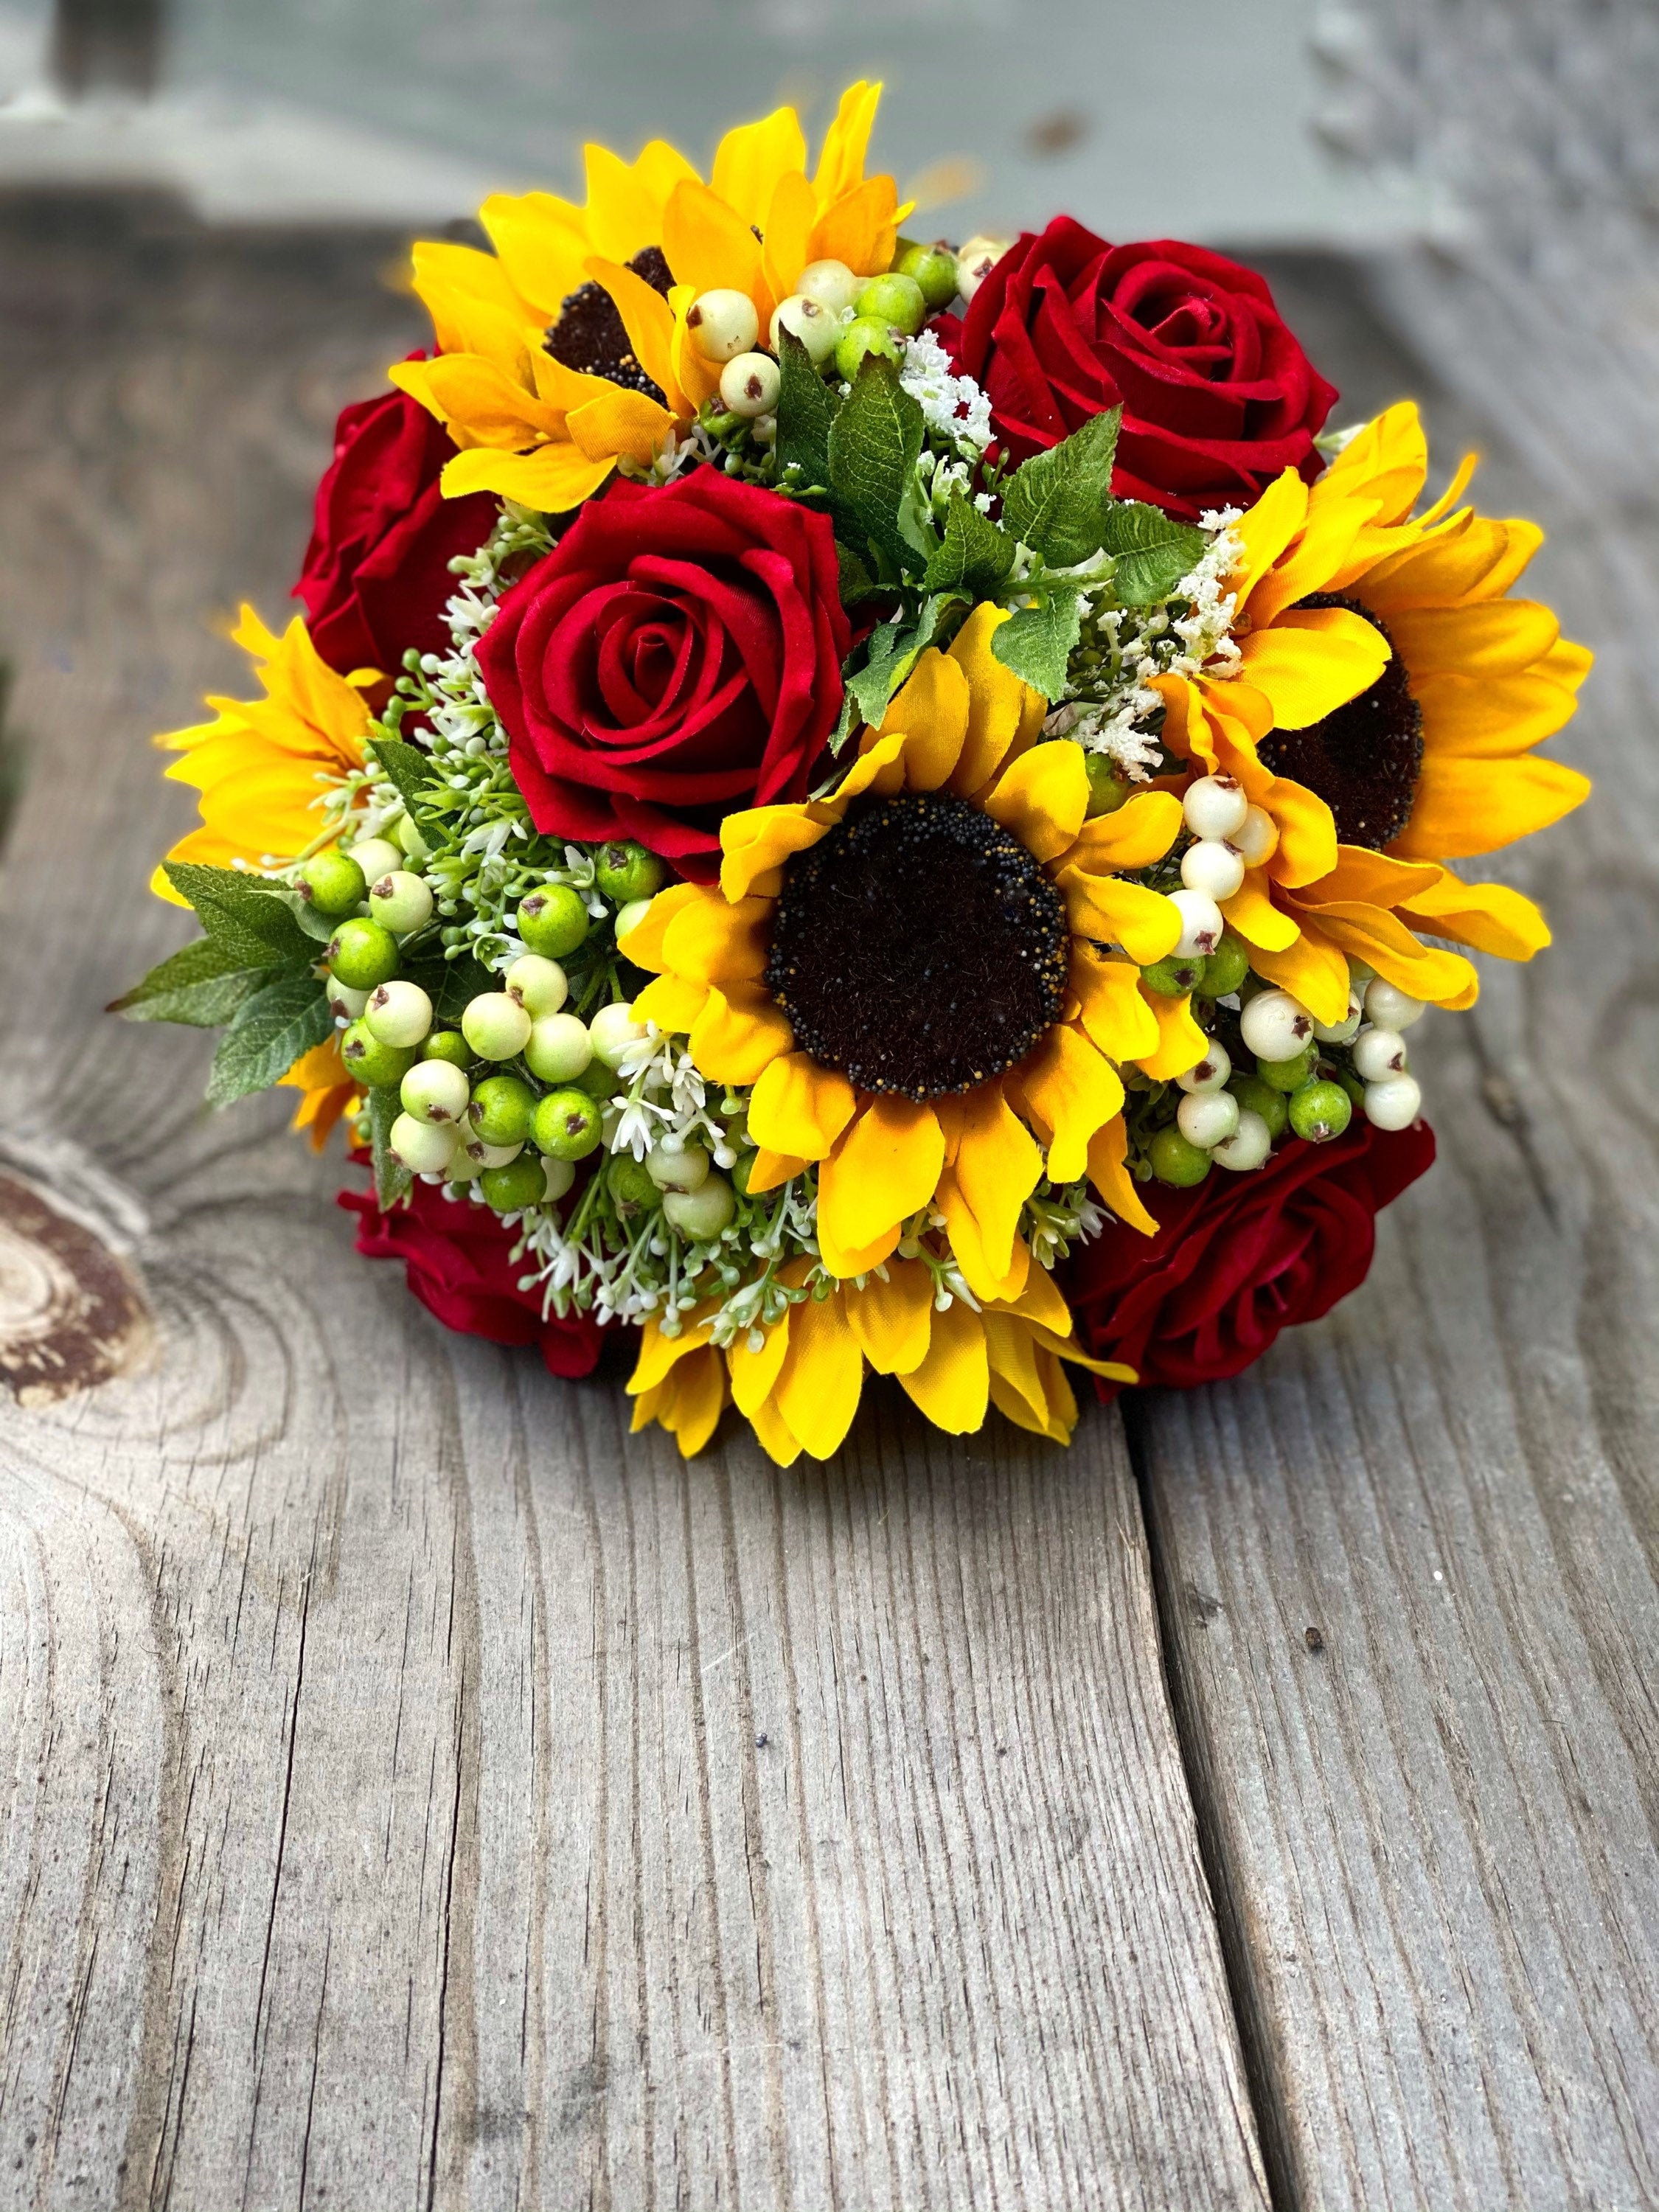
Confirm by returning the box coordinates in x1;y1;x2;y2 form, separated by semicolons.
827;354;925;572
828;688;859;755
369;1083;414;1209
991;590;1084;700
922;491;1015;596
774;329;841;493
205;970;334;1107
835;540;878;605
247;879;338;943
1098;501;1208;605
1001;406;1122;567
371;737;445;834
110;934;274;1027
162;860;316;967
846;622;917;727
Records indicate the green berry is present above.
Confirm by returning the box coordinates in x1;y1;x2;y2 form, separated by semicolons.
1150;1126;1213;1188
1141;953;1208;998
645;1141;709;1193
1228;1075;1290;1139
572;1057;618;1099
468;1073;536;1147
730;1150;758;1196
663;1175;736;1241
532;1088;604;1160
1332;1064;1367;1109
296;847;366;917
835;314;905;381
594;840;667;905
1198;931;1251;1000
480;1155;549;1214
608;1155;660;1216
327;915;400;990
394;811;430;862
1084;756;1131;818
517;884;590;959
367;869;434;936
854;271;926;335
1289;1079;1354;1143
341;1019;417;1090
1256;1043;1318;1093
421;1030;473;1071
895;241;960;310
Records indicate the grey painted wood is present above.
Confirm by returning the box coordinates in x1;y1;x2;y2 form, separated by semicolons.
0;202;1268;2212
1130;255;1659;2211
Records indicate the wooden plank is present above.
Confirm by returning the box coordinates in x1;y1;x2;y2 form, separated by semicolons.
0;200;1268;2211
1131;253;1659;2211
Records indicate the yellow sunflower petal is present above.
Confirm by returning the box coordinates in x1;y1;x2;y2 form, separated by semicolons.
439;442;615;511
813;80;881;206
637;1347;728;1458
406;243;538;364
476;191;592;319
844;1260;934;1377
1360;513;1543;615
934;1167;1031;1305
983;1318;1076;1444
1259;776;1338;888
1309;901;1478;1007
1413;669;1583;760
632;973;710;1035
877;647;970;788
747;1051;857;1161
662;178;767;306
728;1303;792;1416
1133;991;1211;1082
1394;872;1551;961
1386;599;1560;680
1236;605;1389;730
583;139;695;262
661;891;771;984
946;602;1035;796
816;1217;903;1279
1245;917;1352;1027
806;175;901;280
761;168;818;313
1228;468;1309;611
1057;870;1183;965
748;1392;804;1467
1070;945;1162;1063
1304;846;1444;908
1221;872;1301;953
1085;1116;1158;1234
1062;789;1184;874
1246;489;1381;630
712;105;807;232
614;881;704;970
1005;1263;1074;1336
720;803;833;900
745;1145;810;1194
588;258;685;416
1317;401;1427;525
1012;1023;1124;1180
688;982;794;1083
629;1307;719;1396
1389;753;1591;860
818;1096;945;1262
898;1296;990;1436
567;384;674;465
981;740;1088;860
775;1292;866;1460
936;1081;1043;1284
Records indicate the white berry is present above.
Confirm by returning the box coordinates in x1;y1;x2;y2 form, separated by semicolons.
462;1135;522;1169
955;235;1009;305
399;1059;469;1124
686;288;759;362
1364;1073;1422;1130
364;978;433;1048
1365;978;1426;1030
540;1157;576;1203
1312;991;1364;1046
504;953;568;1017
769;293;838;364
1169;887;1224;958
796;257;862;316
647;1141;710;1193
1176;1040;1233;1094
719;350;781;417
327;979;369;1022
1180;838;1245;902
368;869;434;936
1181;773;1250;842
389;1113;457;1177
1240;988;1313;1062
347;835;402;883
590;1001;649;1069
524;1012;591;1083
1214;1108;1273;1172
1231;805;1279;868
1177;1091;1241;1150
1353;1025;1409;1082
462;991;532;1062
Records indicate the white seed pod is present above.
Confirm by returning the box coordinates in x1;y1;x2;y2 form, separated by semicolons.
504;953;568;1017
795;257;862;316
1176;1040;1233;1094
1352;1025;1409;1082
718;350;781;417
327;979;370;1022
1180;838;1245;902
646;1141;710;1193
399;1058;469;1124
1312;990;1364;1046
769;293;838;364
1231;805;1279;868
589;1001;649;1069
1364;977;1426;1030
368;869;434;936
364;978;434;1048
540;1157;577;1203
524;1012;591;1084
1177;1090;1241;1150
686;287;759;362
1213;1108;1273;1172
955;235;1010;305
1240;987;1314;1062
1169;887;1224;958
389;1113;457;1177
462;1136;523;1169
347;835;402;884
1181;773;1249;842
1364;1072;1423;1130
462;991;532;1062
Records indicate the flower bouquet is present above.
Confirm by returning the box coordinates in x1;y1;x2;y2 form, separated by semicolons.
118;85;1590;1464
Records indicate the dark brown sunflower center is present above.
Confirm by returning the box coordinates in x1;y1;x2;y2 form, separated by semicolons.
545;244;674;402
1258;592;1424;849
765;792;1069;1103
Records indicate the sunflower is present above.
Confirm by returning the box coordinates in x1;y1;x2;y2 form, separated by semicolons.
619;603;1185;1304
1152;403;1591;1023
153;606;374;902
628;1254;1132;1465
279;1038;359;1152
391;83;902;512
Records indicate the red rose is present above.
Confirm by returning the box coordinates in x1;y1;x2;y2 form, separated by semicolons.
942;218;1338;521
476;471;849;883
1064;1120;1435;1395
339;1170;605;1380
296;369;497;676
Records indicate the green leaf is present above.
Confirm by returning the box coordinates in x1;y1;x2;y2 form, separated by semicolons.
246;880;339;944
1098;501;1208;605
922;490;1015;597
110;934;273;1027
835;540;879;605
827;353;925;571
991;590;1084;700
205;969;334;1107
162;860;316;968
434;953;495;1026
774;329;841;493
1000;406;1122;567
369;1083;414;1210
371;737;445;832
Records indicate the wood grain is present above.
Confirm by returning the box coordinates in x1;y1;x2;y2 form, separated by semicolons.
0;200;1267;2211
1130;254;1659;2211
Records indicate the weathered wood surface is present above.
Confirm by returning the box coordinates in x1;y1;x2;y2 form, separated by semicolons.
0;203;1269;2211
1130;259;1659;2211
